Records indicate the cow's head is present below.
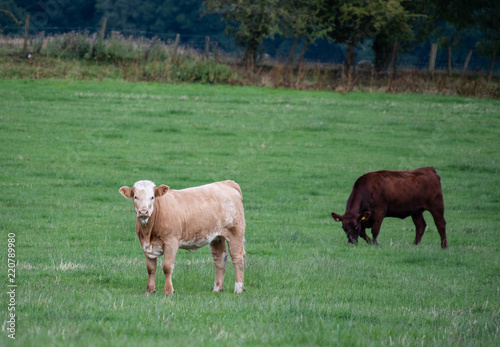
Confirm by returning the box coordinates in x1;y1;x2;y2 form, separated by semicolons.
331;211;371;244
119;180;169;224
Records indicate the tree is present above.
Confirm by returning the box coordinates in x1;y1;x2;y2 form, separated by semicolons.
96;0;221;35
153;0;224;35
95;0;158;32
203;0;285;67
0;0;24;30
372;0;429;74
280;0;326;68
319;0;398;73
14;0;97;30
473;1;500;79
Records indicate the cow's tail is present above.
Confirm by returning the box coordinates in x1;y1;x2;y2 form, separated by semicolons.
224;180;243;199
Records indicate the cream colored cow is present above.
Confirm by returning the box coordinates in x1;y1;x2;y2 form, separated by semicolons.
119;180;246;295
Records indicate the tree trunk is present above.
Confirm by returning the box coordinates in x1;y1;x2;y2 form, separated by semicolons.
489;50;496;82
448;46;452;76
429;43;438;74
286;37;299;67
462;49;473;75
343;42;356;75
297;42;309;73
373;34;394;74
244;38;260;70
392;42;399;77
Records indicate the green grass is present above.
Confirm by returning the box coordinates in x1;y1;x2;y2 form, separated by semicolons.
0;79;499;346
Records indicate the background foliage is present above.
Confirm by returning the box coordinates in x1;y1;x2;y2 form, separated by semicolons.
1;0;498;72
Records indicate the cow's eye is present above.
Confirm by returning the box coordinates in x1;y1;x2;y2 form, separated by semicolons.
150;196;154;201
134;196;138;200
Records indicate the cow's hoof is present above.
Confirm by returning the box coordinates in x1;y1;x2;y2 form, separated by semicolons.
145;289;155;295
234;282;244;294
213;283;224;292
164;288;174;296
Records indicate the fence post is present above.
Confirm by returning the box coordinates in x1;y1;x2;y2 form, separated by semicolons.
205;36;210;57
36;31;45;54
462;49;473;75
144;35;159;61
428;43;438;74
173;33;180;58
23;15;30;53
89;33;98;58
100;17;107;41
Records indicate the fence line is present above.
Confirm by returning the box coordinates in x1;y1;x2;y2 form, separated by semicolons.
1;23;498;75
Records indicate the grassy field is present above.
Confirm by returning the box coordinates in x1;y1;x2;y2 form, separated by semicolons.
0;79;499;346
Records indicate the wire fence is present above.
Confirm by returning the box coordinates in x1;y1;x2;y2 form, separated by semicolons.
1;25;498;75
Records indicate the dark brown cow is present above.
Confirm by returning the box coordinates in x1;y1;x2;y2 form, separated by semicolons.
331;167;447;248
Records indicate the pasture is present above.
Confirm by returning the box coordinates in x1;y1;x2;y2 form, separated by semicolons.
0;79;499;346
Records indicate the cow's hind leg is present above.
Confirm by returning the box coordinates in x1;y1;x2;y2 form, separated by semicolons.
430;208;447;248
224;229;245;293
412;212;427;246
210;236;227;292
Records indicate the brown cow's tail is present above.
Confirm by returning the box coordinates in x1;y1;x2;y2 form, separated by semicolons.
224;180;243;199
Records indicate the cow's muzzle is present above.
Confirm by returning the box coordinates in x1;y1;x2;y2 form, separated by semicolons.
137;209;150;218
347;236;358;245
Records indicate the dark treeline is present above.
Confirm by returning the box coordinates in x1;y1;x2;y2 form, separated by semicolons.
1;0;498;74
0;0;223;35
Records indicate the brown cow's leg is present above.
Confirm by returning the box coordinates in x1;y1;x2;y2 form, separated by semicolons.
162;242;179;295
145;256;157;294
210;236;228;292
430;209;447;248
412;212;427;246
359;227;373;244
370;219;383;245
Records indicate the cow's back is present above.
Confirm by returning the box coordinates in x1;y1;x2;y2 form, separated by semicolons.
350;167;443;216
153;181;244;238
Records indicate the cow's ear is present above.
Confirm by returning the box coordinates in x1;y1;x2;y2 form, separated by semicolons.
331;212;343;222
119;186;134;199
155;185;169;197
359;211;371;221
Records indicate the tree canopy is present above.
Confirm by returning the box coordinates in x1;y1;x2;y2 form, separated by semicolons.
2;0;497;70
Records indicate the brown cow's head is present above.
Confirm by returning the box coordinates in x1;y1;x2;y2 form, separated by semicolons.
119;180;169;224
331;211;371;244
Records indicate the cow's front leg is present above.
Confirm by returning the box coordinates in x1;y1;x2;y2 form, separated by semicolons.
359;227;373;244
145;255;157;295
412;212;427;245
162;241;179;295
